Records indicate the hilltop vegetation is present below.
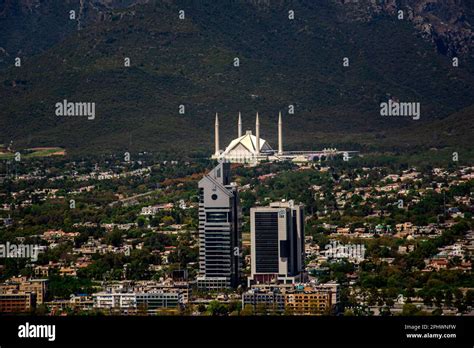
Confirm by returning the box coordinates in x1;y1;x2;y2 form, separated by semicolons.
0;0;473;157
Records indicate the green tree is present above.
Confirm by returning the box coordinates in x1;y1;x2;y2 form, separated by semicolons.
402;303;422;316
206;301;228;316
240;304;254;316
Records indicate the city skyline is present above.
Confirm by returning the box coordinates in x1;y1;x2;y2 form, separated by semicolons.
0;0;473;346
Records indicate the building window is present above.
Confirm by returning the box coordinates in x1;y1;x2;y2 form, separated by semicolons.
206;212;228;223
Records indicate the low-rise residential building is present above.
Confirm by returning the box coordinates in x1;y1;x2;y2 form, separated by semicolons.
242;282;339;315
0;277;47;305
0;293;35;313
93;290;183;314
285;289;331;315
242;288;285;313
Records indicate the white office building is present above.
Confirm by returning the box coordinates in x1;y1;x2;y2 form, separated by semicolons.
249;200;305;286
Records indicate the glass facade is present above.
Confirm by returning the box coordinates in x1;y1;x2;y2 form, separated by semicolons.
255;212;279;273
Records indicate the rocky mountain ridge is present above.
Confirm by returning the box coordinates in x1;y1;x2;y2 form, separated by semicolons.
1;0;472;60
339;0;474;57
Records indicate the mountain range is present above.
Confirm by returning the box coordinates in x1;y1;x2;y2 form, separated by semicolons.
1;0;473;157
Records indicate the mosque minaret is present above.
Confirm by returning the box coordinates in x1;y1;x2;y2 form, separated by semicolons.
210;111;354;164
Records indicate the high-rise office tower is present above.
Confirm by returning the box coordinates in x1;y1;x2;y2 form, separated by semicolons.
249;200;305;286
197;162;241;290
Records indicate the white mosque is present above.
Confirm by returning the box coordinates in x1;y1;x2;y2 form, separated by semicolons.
211;112;357;165
211;112;281;164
